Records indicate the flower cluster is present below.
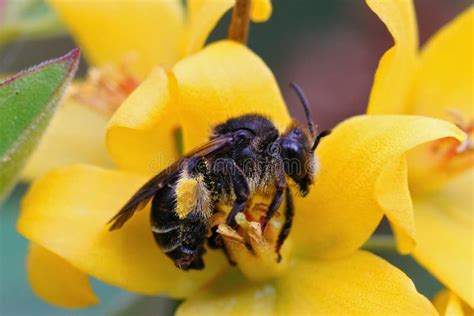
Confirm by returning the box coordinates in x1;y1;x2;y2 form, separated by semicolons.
15;0;473;315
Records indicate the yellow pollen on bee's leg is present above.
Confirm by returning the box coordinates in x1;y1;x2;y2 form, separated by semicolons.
175;178;199;219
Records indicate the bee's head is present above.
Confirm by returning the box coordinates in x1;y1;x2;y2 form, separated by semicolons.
280;83;331;195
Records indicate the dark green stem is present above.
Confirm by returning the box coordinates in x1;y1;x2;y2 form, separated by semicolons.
362;235;398;253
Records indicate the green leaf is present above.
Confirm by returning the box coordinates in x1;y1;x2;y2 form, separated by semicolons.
0;49;80;202
0;0;66;46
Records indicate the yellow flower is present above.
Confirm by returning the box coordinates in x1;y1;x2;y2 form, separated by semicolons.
17;40;464;314
22;0;272;180
433;289;474;316
366;0;473;308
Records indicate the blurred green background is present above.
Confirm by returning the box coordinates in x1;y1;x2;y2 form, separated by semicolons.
0;0;470;315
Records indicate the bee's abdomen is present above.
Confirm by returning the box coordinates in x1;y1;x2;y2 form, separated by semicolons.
150;183;208;270
150;184;181;251
163;216;207;270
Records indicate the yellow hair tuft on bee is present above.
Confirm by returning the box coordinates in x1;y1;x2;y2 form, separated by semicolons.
175;178;199;219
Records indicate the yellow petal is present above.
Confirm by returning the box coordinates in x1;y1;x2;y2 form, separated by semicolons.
413;171;474;308
21;99;113;181
366;0;419;114
173;40;290;151
433;289;474;316
106;67;180;175
27;243;99;308
177;251;436;316
409;7;473;119
48;0;184;77
375;155;415;254
293;115;465;258
180;0;234;58
18;164;227;299
278;251;436;316
181;0;273;58
176;269;279;316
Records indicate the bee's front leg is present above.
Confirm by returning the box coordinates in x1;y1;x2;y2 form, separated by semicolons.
261;162;286;232
275;187;294;262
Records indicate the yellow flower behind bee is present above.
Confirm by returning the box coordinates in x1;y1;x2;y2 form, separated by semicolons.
433;289;474;316
367;0;473;308
18;40;464;314
48;0;272;77
22;0;273;180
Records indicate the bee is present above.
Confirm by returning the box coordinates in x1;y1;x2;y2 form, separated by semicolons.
108;83;330;270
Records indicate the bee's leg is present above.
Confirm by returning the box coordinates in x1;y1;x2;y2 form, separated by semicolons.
208;159;249;254
261;168;286;232
275;187;294;262
207;226;221;249
223;161;250;228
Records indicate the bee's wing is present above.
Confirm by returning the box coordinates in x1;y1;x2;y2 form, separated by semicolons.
108;161;181;230
108;134;235;230
182;133;238;158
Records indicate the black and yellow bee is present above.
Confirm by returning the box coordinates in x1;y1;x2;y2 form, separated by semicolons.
108;83;330;270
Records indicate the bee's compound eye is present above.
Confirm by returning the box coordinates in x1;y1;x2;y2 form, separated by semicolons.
235;129;254;141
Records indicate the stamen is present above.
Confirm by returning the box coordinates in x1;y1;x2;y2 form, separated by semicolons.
217;224;245;243
67;55;140;116
218;221;290;282
427;110;473;166
409;109;473;193
235;212;250;229
446;109;474;155
215;197;292;282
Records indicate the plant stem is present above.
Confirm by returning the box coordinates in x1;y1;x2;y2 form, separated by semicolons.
228;0;251;44
362;235;398;253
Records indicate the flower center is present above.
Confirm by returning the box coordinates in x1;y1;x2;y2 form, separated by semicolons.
213;195;292;282
67;57;140;116
409;109;473;193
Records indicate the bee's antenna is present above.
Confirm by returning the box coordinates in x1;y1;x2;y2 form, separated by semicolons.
290;82;316;137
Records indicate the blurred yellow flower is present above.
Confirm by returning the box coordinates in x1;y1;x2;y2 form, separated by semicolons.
22;0;272;180
17;40;465;314
367;0;473;308
433;289;474;316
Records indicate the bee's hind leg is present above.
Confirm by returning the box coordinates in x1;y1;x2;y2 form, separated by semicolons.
208;159;250;261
